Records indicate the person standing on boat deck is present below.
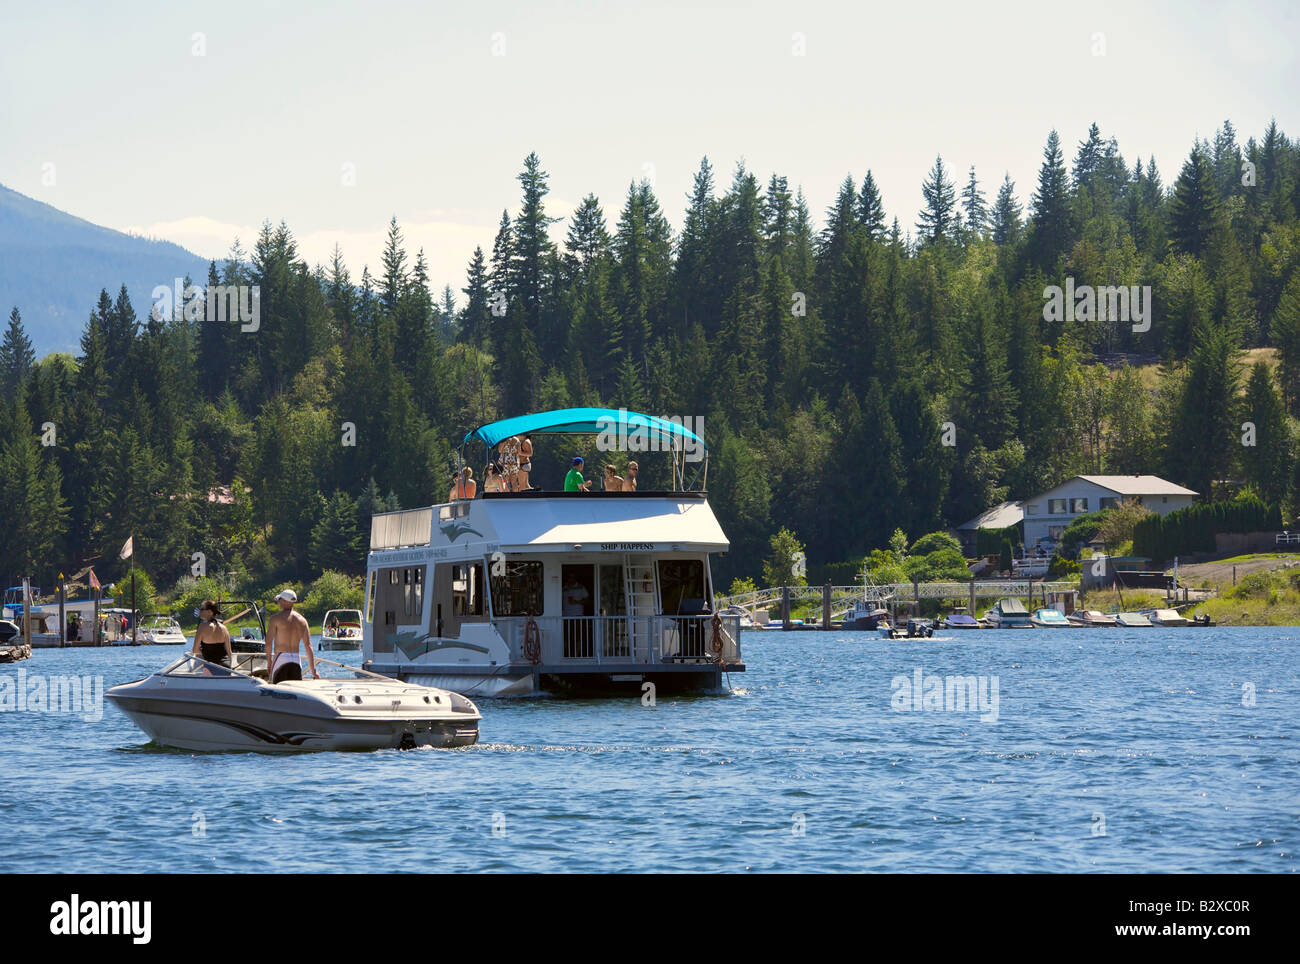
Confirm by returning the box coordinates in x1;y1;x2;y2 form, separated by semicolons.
192;600;232;667
621;461;638;491
516;435;534;490
266;588;317;683
448;467;476;501
603;464;624;491
498;435;521;491
564;456;592;491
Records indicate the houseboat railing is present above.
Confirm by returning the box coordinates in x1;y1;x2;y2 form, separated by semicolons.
494;614;741;665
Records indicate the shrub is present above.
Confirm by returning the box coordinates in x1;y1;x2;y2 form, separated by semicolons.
299;571;363;619
909;531;962;557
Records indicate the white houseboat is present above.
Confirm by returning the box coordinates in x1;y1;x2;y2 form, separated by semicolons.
361;408;744;696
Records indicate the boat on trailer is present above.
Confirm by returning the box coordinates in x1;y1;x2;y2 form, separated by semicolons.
361;408;744;697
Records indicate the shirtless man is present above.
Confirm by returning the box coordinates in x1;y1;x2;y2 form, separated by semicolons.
265;589;317;683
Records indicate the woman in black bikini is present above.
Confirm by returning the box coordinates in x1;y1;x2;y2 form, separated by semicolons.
192;600;232;668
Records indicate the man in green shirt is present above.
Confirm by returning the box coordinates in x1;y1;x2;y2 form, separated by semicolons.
564;456;592;492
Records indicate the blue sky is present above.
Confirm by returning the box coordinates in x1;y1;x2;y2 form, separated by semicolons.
2;0;1297;293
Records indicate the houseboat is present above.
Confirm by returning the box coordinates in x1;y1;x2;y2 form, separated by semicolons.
361;408;744;696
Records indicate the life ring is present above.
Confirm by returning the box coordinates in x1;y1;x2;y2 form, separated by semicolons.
710;612;725;658
523;615;541;664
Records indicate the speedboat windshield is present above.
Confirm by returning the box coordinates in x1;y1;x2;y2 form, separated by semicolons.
161;653;238;677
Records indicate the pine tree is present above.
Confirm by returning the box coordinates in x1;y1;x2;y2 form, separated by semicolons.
1271;271;1300;415
961;166;988;237
991;174;1022;245
858;170;886;240
1239;362;1291;506
1030;130;1072;271
1;306;36;397
1168;142;1221;259
461;246;492;345
916;155;958;246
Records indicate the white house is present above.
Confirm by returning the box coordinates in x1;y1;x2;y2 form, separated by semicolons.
1022;475;1197;551
955;500;1024;555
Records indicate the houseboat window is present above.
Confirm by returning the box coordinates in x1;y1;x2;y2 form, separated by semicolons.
403;567;424;617
452;563;485;617
1069;498;1088;513
490;561;544;616
1048;499;1067;514
659;559;707;615
375;565;426;628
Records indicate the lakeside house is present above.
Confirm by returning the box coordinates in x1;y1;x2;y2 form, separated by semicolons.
1021;475;1197;553
955;501;1024;555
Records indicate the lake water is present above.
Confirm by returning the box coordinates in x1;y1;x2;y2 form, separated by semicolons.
1;627;1296;872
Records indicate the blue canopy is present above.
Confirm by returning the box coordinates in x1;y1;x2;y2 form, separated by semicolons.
464;408;705;452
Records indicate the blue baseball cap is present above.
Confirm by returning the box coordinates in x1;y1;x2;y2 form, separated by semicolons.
571;456;584;465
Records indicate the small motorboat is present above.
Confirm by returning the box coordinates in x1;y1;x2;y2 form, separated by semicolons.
1190;613;1215;627
878;618;934;639
137;613;187;645
1144;608;1190;627
320;609;364;650
983;597;1032;629
1067;609;1119;627
107;653;481;752
1114;611;1153;627
1030;608;1071;628
941;608;982;630
0;619;30;662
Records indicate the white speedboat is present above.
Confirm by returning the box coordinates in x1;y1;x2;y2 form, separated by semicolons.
1067;609;1119;628
1030;608;1071;628
1145;608;1189;627
320;609;364;650
1115;611;1153;627
137;613;186;645
107;654;481;752
983;597;1032;628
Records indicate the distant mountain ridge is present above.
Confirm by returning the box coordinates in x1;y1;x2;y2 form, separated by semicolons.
0;183;213;356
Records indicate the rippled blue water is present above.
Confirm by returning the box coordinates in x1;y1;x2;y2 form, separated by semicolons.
1;627;1297;872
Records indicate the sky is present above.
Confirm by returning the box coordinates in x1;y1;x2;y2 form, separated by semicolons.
2;0;1298;296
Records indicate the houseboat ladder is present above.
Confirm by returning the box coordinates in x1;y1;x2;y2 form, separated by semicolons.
622;554;657;661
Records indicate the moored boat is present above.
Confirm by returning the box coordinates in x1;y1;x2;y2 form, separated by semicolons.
983;597;1032;629
941;607;982;629
1114;611;1153;627
1030;607;1071;628
1067;609;1119;627
1144;608;1190;627
137;613;186;645
843;602;891;631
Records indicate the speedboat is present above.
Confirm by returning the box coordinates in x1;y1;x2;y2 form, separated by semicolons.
983;597;1032;629
1114;611;1153;627
720;605;761;630
941;608;982;629
1030;608;1071;628
878;617;934;639
138;613;186;645
1190;613;1215;627
320;609;364;650
107;653;481;752
0;620;29;662
1145;608;1189;627
1067;609;1119;627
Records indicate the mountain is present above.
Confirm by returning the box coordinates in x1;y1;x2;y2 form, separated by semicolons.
0;183;213;356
